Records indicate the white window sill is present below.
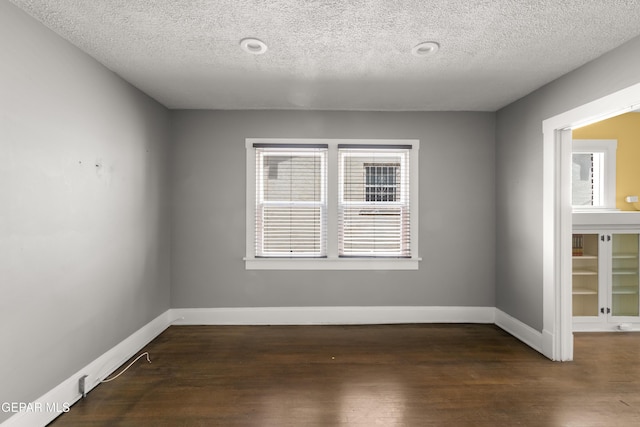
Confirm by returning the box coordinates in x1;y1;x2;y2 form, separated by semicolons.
572;207;619;212
244;257;421;270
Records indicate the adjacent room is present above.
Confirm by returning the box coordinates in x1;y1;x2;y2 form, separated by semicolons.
3;0;640;425
571;113;640;334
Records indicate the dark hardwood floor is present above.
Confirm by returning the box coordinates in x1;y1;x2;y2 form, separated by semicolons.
48;324;640;426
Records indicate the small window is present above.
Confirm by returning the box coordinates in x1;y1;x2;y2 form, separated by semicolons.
365;164;399;202
572;139;617;210
572;152;604;207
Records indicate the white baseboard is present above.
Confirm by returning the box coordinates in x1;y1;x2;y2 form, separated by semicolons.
2;310;172;427
572;322;640;332
171;306;496;325
494;309;543;354
541;329;556;360
3;306;548;427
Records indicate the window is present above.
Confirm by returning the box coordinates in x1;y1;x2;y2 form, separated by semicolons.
246;139;420;270
365;163;399;202
339;147;410;257
254;144;326;257
572;139;617;210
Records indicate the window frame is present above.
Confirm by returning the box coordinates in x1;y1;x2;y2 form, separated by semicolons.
571;139;617;211
245;138;420;270
254;146;327;258
338;147;410;258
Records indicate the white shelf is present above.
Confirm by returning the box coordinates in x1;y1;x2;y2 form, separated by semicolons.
573;254;598;260
573;288;598;295
612;286;639;295
573;269;598;275
612;269;638;275
613;253;638;259
573;211;640;227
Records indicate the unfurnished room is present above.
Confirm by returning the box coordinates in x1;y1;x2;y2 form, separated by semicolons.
3;1;640;426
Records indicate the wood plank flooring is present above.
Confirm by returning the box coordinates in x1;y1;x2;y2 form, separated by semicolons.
48;324;640;426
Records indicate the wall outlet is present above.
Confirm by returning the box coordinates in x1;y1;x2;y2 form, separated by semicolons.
625;196;638;203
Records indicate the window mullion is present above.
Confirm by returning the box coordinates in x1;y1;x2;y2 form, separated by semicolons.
326;144;339;259
409;146;419;257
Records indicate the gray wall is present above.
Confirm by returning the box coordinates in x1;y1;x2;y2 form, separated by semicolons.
171;110;496;308
13;0;640;411
496;35;640;331
0;2;171;420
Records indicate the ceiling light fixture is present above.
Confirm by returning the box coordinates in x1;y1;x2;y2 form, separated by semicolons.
411;41;440;57
240;38;268;55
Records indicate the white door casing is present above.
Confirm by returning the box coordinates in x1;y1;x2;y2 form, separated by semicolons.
542;82;640;361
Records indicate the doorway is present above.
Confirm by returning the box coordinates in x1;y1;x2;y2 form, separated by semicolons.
542;82;640;361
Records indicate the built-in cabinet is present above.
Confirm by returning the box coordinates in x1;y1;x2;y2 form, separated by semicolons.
572;230;640;331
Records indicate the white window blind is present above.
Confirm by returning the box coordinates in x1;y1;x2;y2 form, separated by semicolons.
338;145;411;257
572;152;604;207
254;144;327;257
571;139;617;210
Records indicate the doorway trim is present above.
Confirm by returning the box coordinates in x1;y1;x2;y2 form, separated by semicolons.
542;82;640;361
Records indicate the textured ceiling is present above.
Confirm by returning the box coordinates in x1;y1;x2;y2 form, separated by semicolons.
9;0;640;111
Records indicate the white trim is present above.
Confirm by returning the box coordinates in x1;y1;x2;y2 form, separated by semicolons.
171;306;495;325
245;138;420;270
2;311;172;427
494;309;543;354
572;322;640;332
173;307;543;357
542;81;640;362
244;257;421;270
573;211;640;228
409;141;420;258
2;306;551;427
560;129;575;361
541;329;555;359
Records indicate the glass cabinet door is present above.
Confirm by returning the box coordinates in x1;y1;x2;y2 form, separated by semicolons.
611;234;640;317
572;234;600;317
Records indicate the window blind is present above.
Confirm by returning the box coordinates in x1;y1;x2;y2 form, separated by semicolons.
255;145;327;257
338;146;411;257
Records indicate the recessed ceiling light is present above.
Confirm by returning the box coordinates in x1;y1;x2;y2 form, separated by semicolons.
240;38;268;55
411;41;440;57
